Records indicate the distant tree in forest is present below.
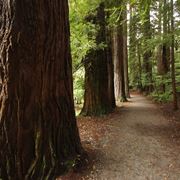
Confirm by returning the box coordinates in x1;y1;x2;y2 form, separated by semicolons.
170;0;178;110
123;6;130;98
0;0;84;179
129;3;142;90
141;2;153;93
106;25;116;109
111;1;128;102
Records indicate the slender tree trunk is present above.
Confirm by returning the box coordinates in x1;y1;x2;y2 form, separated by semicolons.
113;28;121;100
170;0;178;110
123;7;130;98
129;5;140;90
0;1;84;179
157;1;163;74
81;3;113;116
118;25;127;102
167;1;171;70
107;29;116;109
157;0;166;93
162;0;169;73
142;3;153;94
161;0;170;74
137;43;143;90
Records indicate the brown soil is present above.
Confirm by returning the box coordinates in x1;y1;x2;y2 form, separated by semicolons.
58;93;180;180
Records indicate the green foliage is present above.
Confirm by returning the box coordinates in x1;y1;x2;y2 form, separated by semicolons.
70;1;97;73
73;68;84;104
70;0;99;105
150;91;172;103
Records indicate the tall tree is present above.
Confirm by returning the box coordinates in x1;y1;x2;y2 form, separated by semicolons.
112;1;127;102
157;0;167;93
81;3;114;116
113;26;127;102
123;5;130;98
107;27;116;109
142;2;153;93
170;0;178;110
0;0;84;179
157;1;163;74
129;4;142;90
161;0;170;74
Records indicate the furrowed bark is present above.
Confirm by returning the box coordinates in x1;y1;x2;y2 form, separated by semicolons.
81;3;114;116
0;1;84;179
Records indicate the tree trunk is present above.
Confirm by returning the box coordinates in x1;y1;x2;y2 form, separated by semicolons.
142;3;153;94
0;1;84;179
170;0;178;110
113;25;127;102
160;0;170;74
156;0;166;93
129;5;140;90
157;1;163;74
118;25;127;102
123;7;130;98
107;29;116;109
137;43;143;90
113;28;121;100
81;3;113;116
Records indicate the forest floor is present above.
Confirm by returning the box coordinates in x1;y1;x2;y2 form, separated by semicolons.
59;92;180;180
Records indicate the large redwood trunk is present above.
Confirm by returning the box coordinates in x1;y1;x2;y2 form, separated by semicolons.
0;1;83;179
81;3;114;116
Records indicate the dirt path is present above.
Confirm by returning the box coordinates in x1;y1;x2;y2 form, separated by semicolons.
59;93;180;180
82;93;180;180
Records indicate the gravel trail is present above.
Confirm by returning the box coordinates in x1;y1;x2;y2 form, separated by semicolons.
88;94;180;180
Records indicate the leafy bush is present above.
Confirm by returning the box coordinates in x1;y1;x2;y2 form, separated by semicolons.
150;91;172;103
